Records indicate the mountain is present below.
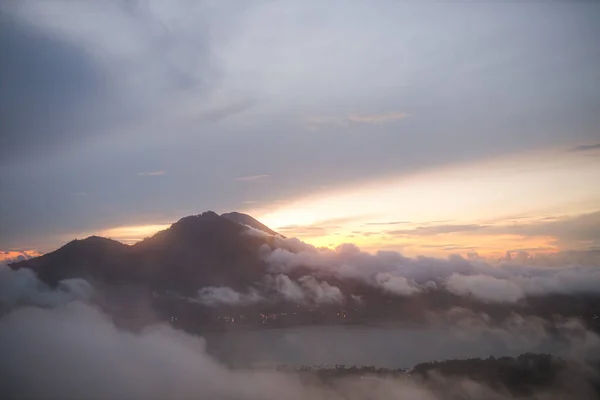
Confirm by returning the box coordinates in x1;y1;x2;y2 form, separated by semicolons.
11;211;600;333
221;211;282;237
11;235;130;286
10;211;273;291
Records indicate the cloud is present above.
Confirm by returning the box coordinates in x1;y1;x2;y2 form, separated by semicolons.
174;272;344;307
277;225;331;237
374;273;421;296
446;274;525;303
235;175;270;182
387;224;488;237
194;286;264;307
307;112;408;129
347;112;409;124
377;211;600;250
264;243;425;297
0;301;316;400
262;237;600;303
305;116;349;129
2;261;600;399
419;244;481;252
0;13;110;160
269;274;307;303
274;216;367;239
566;143;600;153
298;275;344;304
266;274;344;305
242;224;278;239
0;250;42;265
427;307;600;360
0;266;92;308
3;0;599;254
363;221;411;226
5;298;596;400
137;170;166;176
485;211;600;250
350;294;364;305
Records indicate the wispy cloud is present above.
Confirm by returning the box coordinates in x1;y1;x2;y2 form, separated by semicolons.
381;211;600;253
307;111;408;129
566;143;600;153
364;221;411;226
273;216;368;240
306;116;349;128
235;174;269;182
137;170;167;176
347;112;408;124
387;224;488;237
490;211;600;249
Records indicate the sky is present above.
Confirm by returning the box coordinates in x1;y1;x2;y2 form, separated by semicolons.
0;0;599;258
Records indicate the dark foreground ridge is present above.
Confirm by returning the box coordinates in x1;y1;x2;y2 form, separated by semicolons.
275;354;600;399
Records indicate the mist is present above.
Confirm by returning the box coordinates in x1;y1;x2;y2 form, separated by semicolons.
1;266;600;399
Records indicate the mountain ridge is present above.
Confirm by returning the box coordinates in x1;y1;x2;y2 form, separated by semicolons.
10;211;275;291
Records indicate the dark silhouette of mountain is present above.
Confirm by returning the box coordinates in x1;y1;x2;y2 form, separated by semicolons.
10;211;271;292
129;212;270;291
221;211;282;237
11;235;130;285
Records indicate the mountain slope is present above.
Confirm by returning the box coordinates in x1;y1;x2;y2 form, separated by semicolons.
10;211;272;291
129;211;270;291
10;236;130;285
221;211;282;237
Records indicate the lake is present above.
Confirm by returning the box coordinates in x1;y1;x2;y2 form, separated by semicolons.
201;324;597;369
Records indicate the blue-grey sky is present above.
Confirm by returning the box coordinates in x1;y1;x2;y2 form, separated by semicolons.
1;0;599;254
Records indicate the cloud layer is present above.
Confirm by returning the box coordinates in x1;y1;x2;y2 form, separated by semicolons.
261;239;600;303
1;266;600;399
2;0;599;252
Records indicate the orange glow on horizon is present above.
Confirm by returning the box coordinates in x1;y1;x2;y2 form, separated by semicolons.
285;228;560;258
248;147;599;257
0;250;43;263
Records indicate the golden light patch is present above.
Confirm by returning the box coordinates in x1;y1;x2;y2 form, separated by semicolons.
98;224;171;244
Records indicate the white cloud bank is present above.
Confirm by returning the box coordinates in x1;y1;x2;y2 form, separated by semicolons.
262;239;600;303
190;274;344;307
0;266;92;308
189;239;600;306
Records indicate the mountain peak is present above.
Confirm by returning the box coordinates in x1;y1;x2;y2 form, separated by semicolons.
173;211;220;224
60;235;128;251
221;211;281;237
168;211;240;236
